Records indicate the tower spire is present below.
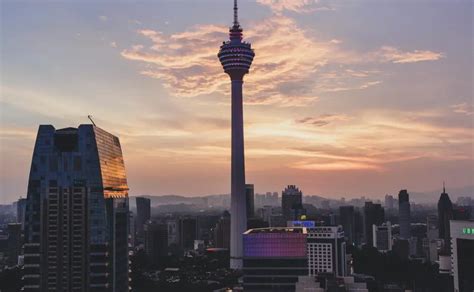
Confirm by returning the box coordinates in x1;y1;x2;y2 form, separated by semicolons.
443;181;446;193
233;0;239;26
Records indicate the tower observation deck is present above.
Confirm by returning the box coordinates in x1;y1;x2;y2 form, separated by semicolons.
217;0;254;270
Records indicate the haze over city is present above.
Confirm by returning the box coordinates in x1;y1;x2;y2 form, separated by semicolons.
1;0;473;203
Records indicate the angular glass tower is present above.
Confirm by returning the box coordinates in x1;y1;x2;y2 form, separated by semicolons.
23;125;130;292
218;0;255;270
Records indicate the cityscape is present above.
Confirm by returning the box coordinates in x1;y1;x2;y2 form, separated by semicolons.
0;1;473;292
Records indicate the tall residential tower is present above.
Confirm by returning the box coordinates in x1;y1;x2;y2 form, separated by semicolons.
218;0;255;269
23;125;130;292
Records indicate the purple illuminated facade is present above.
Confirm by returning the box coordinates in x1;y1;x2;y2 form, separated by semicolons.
218;0;255;270
242;228;308;291
243;228;307;258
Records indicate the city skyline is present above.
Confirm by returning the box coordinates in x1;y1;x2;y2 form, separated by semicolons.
1;0;473;203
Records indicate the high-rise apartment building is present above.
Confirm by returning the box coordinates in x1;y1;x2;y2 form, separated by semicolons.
450;220;474;292
179;217;197;250
398;190;411;239
372;222;392;252
282;185;303;221
135;197;151;244
23;125;130;292
218;0;255;269
363;202;384;246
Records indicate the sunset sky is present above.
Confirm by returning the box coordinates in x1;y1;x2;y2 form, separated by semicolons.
1;0;473;203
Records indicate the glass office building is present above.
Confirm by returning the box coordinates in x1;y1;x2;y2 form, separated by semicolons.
23;125;130;292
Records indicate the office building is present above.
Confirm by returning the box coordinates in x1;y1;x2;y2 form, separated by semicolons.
242;227;308;291
450;220;474;292
307;226;346;277
144;221;168;265
135;197;151;244
23;124;130;292
398;190;411;239
246;184;255;219
438;184;453;252
282;185;303;221
363;202;384;246
372;222;392;252
218;0;255;270
339;206;356;245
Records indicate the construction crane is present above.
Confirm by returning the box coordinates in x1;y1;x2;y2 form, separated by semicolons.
88;115;97;127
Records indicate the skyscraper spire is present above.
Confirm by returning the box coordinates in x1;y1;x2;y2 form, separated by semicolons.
233;0;239;27
443;181;446;193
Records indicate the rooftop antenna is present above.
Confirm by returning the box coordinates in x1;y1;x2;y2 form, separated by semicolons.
443;181;446;193
88;115;97;127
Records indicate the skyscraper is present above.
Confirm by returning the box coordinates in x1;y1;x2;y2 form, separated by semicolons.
398;189;411;239
282;185;303;221
245;184;255;219
363;202;384;246
438;183;453;251
17;197;27;229
218;0;255;269
135;197;151;244
23;125;130;292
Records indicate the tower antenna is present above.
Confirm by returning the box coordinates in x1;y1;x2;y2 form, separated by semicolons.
443;181;446;193
233;0;239;26
88;115;97;127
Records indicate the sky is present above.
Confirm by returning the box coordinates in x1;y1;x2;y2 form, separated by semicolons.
0;0;473;203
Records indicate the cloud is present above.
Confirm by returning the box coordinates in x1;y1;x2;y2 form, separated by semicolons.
451;102;473;116
121;16;444;106
377;46;444;63
296;114;350;127
256;0;333;14
99;15;108;22
121;16;352;106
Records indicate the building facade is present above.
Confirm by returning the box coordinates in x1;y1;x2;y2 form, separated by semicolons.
242;227;308;291
23;125;130;292
144;222;168;265
307;226;346;277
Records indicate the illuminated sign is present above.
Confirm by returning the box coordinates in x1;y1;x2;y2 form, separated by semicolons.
462;228;474;235
289;221;315;228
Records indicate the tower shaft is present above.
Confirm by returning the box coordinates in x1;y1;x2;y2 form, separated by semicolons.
230;79;247;269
